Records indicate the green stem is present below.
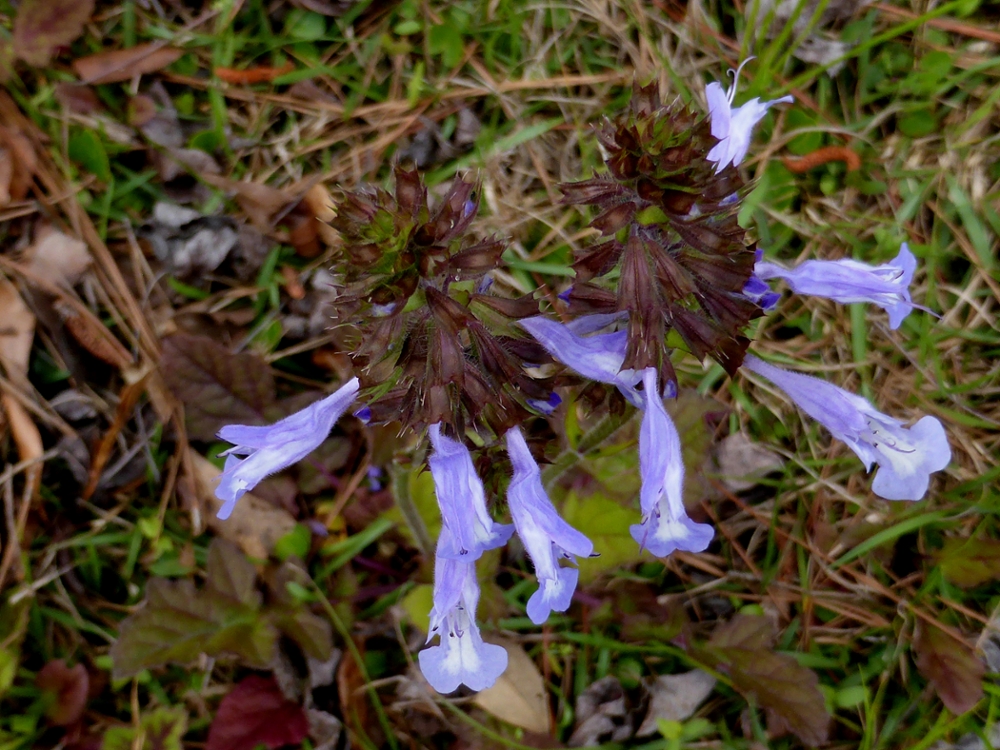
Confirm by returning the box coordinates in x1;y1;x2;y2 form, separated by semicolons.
311;580;399;750
389;447;434;558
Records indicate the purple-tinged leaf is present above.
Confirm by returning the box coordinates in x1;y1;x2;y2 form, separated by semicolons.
206;675;309;750
12;0;94;67
160;334;276;441
694;614;830;745
915;624;985;715
35;659;88;726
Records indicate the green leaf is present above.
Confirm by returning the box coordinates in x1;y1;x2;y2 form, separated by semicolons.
274;524;312;562
694;615;830;745
284;9;327;40
898;109;938;137
68;129;112;183
101;707;187;750
937;537;1000;588
110;539;278;679
12;0;94;67
401;583;433;635
560;492;640;583
914;624;984;715
428;23;465;68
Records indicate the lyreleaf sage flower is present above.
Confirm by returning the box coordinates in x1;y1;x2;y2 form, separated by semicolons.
428;423;514;560
505;427;594;624
631;369;714;557
215;377;360;520
755;242;918;329
518;316;643;406
706;64;793;173
418;528;508;693
743;355;950;501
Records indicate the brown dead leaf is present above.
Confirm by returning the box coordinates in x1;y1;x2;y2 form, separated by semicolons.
0;153;11;207
303;184;339;248
2;395;43;497
190;452;296;559
23;225;91;289
12;0;94;67
714;433;785;492
473;637;550;734
202;176;293;231
72;44;183;84
0;125;38;205
637;670;716;736
0;278;36;377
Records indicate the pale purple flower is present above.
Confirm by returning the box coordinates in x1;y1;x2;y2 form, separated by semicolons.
418;527;508;693
705;64;793;173
428;424;514;560
631;369;714;557
519;315;643;406
755;243;917;329
505;427;594;624
215;377;360;520
743;354;950;501
743;249;781;311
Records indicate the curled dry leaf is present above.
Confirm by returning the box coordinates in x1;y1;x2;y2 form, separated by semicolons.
0;279;35;376
636;670;716;736
569;676;637;746
12;0;94;67
714;432;785;493
23;225;91;289
54;298;133;369
473;637;550;734
72;43;183;84
190;452;296;560
202;175;292;232
0;125;37;207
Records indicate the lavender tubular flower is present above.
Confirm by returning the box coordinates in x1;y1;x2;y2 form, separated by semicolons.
631;369;714;557
705;70;793;173
755;243;917;329
428;424;514;560
419;528;508;693
505;427;594;625
743;355;950;501
214;377;360;520
519;315;643;406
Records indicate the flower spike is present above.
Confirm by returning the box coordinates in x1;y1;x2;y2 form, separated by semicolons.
428;424;514;561
705;64;793;173
505;427;594;624
631;369;715;557
755;242;918;329
418;527;508;693
215;378;360;520
743;355;950;500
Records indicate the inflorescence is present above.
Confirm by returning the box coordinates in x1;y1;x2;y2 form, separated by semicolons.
213;67;951;694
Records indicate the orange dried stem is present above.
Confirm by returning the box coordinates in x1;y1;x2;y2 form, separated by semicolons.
782;145;861;173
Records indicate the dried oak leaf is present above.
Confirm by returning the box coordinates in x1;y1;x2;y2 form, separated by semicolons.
12;0;94;67
915;624;984;715
694;614;830;745
110;539;278;680
206;675;309;750
35;659;89;726
72;43;182;84
160;333;276;441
